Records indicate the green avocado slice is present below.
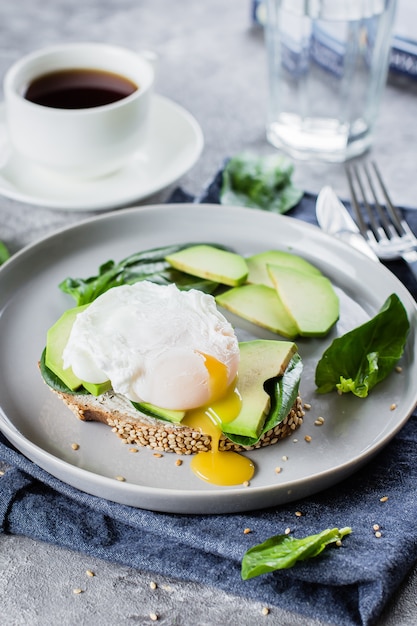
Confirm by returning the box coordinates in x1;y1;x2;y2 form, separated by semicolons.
165;244;248;287
219;340;297;440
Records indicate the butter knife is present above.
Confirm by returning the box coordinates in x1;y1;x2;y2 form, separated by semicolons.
316;186;379;262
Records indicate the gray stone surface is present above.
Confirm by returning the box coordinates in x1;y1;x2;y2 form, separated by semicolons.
1;1;417;624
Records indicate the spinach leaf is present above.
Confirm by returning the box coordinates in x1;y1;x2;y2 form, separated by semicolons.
315;293;409;397
224;354;302;447
0;240;10;265
59;243;229;305
241;527;352;580
220;152;303;213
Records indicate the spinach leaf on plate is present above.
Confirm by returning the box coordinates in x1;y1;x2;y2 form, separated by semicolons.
59;243;230;305
0;240;10;265
241;527;352;579
220;152;303;213
315;293;409;397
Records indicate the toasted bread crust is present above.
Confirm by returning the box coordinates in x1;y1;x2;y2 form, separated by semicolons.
53;389;304;454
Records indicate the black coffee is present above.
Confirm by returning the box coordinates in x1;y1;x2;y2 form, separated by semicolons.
24;68;138;109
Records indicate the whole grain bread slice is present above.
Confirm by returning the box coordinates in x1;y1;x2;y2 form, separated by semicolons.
54;389;304;454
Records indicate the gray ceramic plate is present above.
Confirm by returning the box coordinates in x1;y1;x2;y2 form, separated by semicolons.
0;204;416;514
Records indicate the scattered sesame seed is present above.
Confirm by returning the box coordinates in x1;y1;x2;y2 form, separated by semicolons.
380;496;389;503
115;475;126;482
153;453;163;458
261;607;270;616
0;470;5;476
275;467;282;474
314;416;325;426
243;528;251;534
149;613;159;622
86;570;95;578
390;403;397;411
304;435;312;443
293;438;298;443
175;459;183;467
373;524;380;531
71;443;79;450
73;588;83;595
282;455;288;461
335;539;342;547
303;403;312;411
284;527;291;535
149;581;157;590
395;366;403;373
295;511;303;517
129;447;139;453
243;480;250;487
375;531;382;538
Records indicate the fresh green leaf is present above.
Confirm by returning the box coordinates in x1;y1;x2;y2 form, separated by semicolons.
59;243;230;305
0;240;10;265
224;354;302;447
315;293;409;397
220;152;303;213
241;527;352;580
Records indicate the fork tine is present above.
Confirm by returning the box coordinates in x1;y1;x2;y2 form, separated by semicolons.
371;161;406;235
345;164;368;237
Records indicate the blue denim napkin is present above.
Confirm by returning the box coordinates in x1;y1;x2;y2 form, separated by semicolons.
1;173;417;626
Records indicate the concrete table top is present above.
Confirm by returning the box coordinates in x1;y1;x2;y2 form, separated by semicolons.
1;1;417;624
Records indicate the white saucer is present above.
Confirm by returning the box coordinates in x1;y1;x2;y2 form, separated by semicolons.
0;94;204;211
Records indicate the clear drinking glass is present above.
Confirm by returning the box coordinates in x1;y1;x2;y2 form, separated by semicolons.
265;0;397;162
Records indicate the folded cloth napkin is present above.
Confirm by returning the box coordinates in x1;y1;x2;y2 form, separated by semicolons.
1;171;417;626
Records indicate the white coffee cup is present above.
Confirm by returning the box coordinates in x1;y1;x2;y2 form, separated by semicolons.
3;43;155;179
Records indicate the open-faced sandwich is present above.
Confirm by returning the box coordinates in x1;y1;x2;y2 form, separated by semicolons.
40;280;304;460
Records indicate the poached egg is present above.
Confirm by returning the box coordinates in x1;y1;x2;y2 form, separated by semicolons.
63;281;240;411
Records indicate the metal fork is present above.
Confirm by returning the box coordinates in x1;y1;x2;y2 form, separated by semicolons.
346;161;417;280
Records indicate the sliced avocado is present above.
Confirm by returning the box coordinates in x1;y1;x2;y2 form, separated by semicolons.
220;340;297;439
132;401;186;424
216;283;298;338
246;250;322;287
165;244;248;287
45;305;89;391
83;380;113;396
267;264;339;337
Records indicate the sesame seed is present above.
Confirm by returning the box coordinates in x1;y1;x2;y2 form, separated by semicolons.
86;570;95;577
304;435;312;443
293;438;298;443
275;467;282;474
261;607;270;616
335;539;342;547
153;453;163;458
375;531;382;538
380;496;389;502
373;524;380;531
295;511;303;517
0;470;5;476
175;459;183;466
71;443;79;450
73;588;83;595
390;403;397;411
150;613;158;621
115;475;125;482
395;366;403;373
150;581;157;590
303;403;312;410
282;455;288;461
243;480;250;487
284;527;291;535
129;447;138;453
243;528;251;534
314;416;325;426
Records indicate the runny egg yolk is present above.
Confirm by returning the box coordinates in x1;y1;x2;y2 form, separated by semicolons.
182;353;255;486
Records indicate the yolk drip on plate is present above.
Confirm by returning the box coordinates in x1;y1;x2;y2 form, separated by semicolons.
182;353;255;486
